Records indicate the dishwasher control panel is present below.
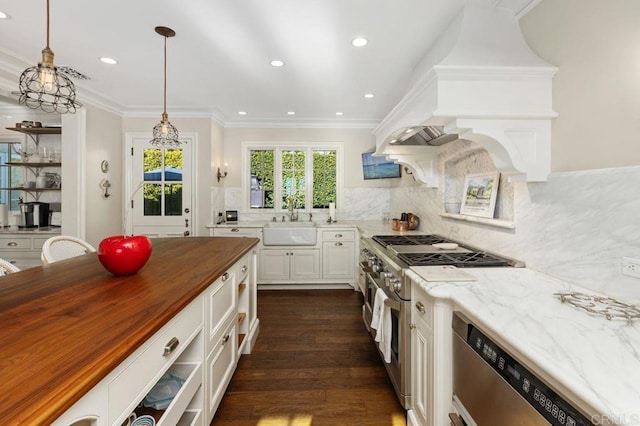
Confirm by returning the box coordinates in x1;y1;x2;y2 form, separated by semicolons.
468;326;594;426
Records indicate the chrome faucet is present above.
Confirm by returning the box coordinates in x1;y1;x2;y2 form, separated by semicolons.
287;197;298;221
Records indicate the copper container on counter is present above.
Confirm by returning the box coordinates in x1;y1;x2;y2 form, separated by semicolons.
391;219;409;231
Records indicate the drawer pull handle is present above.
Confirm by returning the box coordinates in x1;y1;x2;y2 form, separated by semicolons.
231;228;240;232
335;233;343;238
335;242;343;247
221;334;230;345
449;413;465;426
222;272;229;282
7;242;17;247
415;301;426;314
163;337;179;356
241;265;247;273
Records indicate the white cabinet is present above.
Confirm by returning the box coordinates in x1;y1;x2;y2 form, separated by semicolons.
321;229;356;280
411;294;433;426
259;248;320;282
0;232;59;269
205;320;237;424
408;278;455;426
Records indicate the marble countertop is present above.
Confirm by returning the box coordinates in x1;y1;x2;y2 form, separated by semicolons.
206;220;426;238
407;267;640;424
0;226;61;234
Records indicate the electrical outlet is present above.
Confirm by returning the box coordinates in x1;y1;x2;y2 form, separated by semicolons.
622;257;640;278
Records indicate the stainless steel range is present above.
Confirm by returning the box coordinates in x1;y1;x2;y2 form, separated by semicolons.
360;234;522;410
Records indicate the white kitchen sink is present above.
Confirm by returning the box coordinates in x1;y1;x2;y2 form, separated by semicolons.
262;222;317;246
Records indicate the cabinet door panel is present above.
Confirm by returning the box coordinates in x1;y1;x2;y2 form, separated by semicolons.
205;321;237;424
290;249;320;280
322;241;355;279
258;249;290;281
206;272;237;354
412;306;433;426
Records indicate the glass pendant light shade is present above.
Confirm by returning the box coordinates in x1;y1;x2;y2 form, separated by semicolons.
15;0;81;114
150;26;180;148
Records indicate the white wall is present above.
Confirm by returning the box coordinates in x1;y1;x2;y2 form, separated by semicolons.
84;104;123;246
520;0;640;172
220;127;394;222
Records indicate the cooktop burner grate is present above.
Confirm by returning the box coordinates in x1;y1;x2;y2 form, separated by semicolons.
555;292;640;321
372;234;452;247
398;251;510;267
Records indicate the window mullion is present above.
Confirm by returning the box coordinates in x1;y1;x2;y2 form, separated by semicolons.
275;147;283;211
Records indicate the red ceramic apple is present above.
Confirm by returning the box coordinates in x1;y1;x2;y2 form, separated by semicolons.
97;235;152;276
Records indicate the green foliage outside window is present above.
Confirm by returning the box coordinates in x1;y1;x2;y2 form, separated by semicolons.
250;150;275;208
142;148;183;216
281;150;306;209
312;150;336;208
249;148;336;210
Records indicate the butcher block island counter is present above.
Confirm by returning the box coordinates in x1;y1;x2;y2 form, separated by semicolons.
0;236;259;426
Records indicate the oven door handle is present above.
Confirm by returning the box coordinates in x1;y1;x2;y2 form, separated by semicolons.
384;298;401;312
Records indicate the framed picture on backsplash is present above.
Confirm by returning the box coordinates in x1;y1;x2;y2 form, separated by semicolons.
460;172;500;218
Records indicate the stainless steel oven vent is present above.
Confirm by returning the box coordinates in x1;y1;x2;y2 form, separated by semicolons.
391;126;458;147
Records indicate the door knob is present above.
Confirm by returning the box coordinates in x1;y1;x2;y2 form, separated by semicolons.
183;231;190;236
184;208;190;213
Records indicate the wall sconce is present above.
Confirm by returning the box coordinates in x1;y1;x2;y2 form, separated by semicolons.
217;164;228;182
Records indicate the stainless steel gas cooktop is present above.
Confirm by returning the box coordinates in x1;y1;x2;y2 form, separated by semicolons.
371;234;522;268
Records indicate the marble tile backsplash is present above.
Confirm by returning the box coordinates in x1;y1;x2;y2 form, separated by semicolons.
215;187;391;223
393;165;640;304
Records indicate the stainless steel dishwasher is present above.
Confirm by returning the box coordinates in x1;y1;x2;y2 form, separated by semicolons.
450;312;595;426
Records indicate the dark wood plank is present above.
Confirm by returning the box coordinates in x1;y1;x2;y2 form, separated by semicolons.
211;289;406;425
0;237;258;425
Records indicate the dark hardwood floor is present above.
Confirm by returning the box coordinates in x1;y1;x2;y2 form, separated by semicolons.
211;289;406;426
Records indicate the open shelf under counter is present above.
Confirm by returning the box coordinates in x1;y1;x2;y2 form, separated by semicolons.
439;212;515;230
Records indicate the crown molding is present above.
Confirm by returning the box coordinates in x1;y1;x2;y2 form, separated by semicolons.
224;118;379;129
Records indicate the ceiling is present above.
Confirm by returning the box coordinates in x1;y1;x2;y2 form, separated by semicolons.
0;0;536;127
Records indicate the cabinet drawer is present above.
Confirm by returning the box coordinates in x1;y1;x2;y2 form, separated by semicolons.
412;284;434;327
0;237;32;250
33;237;50;250
235;252;251;283
213;227;258;238
108;297;203;422
205;321;237;423
206;271;237;354
321;230;355;241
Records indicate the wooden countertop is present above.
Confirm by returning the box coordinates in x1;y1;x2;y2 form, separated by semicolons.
0;236;258;424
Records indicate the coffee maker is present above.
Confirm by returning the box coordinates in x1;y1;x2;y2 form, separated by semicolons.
19;202;50;228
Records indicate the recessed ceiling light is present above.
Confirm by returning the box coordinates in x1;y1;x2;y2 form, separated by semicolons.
287;111;295;115
351;37;368;47
336;112;344;116
270;60;285;67
364;93;375;99
238;111;247;115
99;57;117;65
0;11;9;19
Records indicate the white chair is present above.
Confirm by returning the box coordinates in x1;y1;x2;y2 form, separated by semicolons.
0;257;20;275
41;236;97;264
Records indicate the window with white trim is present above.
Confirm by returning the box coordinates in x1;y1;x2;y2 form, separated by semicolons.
244;143;341;212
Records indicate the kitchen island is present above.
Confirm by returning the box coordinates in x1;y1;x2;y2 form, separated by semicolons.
0;236;258;425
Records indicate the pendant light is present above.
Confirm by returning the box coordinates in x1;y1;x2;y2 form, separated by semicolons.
15;0;81;113
150;26;180;148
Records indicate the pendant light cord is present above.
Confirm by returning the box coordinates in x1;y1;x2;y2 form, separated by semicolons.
46;0;50;49
163;35;167;116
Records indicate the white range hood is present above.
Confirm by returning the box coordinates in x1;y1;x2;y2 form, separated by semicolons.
373;2;557;186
